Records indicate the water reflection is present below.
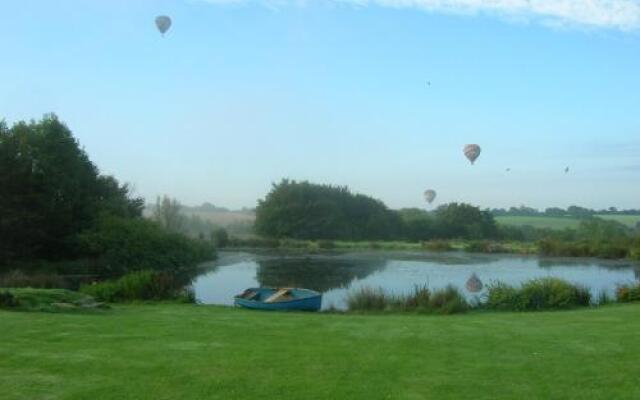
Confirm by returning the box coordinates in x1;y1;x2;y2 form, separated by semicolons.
193;251;640;310
256;257;386;292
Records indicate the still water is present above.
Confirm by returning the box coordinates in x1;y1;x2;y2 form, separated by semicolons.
193;251;640;310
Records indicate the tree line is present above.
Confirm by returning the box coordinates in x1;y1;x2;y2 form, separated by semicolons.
255;180;499;241
491;205;640;218
0;115;214;277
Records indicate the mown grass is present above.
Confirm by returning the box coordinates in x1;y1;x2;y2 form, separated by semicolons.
1;303;640;399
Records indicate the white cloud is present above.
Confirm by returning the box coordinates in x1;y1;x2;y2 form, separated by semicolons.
198;0;640;31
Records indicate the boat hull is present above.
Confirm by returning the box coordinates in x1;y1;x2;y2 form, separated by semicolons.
234;288;322;311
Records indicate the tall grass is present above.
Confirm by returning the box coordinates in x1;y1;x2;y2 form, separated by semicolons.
346;287;388;311
346;285;468;314
616;283;640;303
485;278;591;311
0;291;18;308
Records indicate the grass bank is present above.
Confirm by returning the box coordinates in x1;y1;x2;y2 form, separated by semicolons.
228;238;538;255
2;303;640;399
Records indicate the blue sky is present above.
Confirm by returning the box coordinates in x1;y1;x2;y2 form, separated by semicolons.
1;0;639;209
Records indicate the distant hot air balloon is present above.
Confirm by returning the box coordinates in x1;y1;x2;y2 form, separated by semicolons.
465;273;483;293
424;189;437;204
506;168;511;172
155;15;172;36
564;166;570;174
463;144;481;165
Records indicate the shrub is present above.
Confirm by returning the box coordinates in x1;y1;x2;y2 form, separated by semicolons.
538;238;632;260
0;270;66;289
485;282;522;311
616;283;640;303
465;241;509;254
485;278;591;311
80;270;194;303
428;285;469;314
0;291;18;308
317;240;335;249
628;239;640;261
422;240;452;252
537;239;592;257
520;278;590;310
76;216;215;276
595;243;629;259
210;228;229;248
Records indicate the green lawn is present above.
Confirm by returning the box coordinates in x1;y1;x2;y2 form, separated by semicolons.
2;304;640;399
496;216;582;230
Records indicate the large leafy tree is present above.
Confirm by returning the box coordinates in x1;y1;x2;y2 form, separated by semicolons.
434;203;498;239
0;115;143;264
255;179;401;240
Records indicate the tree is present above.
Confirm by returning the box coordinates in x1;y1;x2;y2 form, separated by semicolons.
567;205;594;218
434;203;498;239
152;196;186;233
255;179;401;240
544;207;566;217
210;228;229;248
397;208;436;241
0;115;142;265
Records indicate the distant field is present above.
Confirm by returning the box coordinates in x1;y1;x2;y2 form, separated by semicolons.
144;207;255;228
496;215;640;230
596;215;640;228
185;210;255;227
495;216;581;230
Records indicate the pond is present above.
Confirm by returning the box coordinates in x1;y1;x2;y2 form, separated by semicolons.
193;251;640;310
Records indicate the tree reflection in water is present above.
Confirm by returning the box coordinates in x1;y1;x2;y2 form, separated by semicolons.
255;257;387;292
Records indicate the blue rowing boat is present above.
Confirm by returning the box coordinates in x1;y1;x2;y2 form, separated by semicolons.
234;287;322;311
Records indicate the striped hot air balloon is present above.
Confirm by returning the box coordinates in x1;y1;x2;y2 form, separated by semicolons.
463;144;481;165
424;189;437;204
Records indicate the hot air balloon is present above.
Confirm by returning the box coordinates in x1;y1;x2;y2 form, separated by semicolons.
155;15;172;36
465;273;483;293
506;168;511;172
463;144;481;165
564;166;570;174
424;189;437;204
